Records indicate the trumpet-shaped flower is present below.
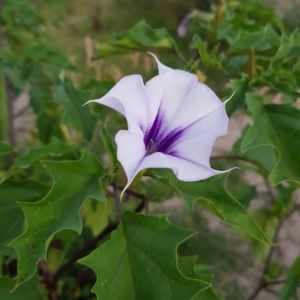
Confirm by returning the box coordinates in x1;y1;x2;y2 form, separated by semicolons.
86;54;230;194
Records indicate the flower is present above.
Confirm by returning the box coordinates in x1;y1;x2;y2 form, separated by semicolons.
86;54;230;195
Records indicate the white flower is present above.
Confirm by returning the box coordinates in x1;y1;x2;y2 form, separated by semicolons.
86;54;230;195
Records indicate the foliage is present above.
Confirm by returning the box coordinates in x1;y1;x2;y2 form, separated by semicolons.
0;0;299;299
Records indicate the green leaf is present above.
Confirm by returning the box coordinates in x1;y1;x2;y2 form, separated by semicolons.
271;29;300;66
9;149;106;287
228;24;280;55
0;180;49;257
1;137;76;181
178;256;222;300
54;81;96;140
0;141;13;156
137;178;175;203
94;20;179;59
79;211;209;300
241;94;300;185
226;74;254;117
250;208;277;260
0;276;44;300
100;125;118;167
279;255;300;300
153;170;271;244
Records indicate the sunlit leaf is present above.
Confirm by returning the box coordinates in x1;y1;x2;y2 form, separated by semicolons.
9;149;106;287
79;211;209;300
94;20;179;59
241;94;300;185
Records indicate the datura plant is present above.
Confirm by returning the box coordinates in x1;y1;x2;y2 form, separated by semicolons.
0;0;300;300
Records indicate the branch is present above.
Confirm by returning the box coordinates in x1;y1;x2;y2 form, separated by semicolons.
247;204;300;300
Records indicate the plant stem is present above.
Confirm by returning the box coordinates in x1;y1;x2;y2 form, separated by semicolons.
112;180;122;222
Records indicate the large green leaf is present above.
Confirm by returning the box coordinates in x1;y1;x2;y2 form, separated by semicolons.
0;180;49;257
241;94;300;185
94;20;179;59
79;211;209;300
0;276;44;300
279;255;300;300
9;149;106;287
1;137;76;181
54;81;96;140
153;170;271;244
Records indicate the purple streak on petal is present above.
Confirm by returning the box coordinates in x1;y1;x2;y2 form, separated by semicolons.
144;112;163;145
158;128;184;153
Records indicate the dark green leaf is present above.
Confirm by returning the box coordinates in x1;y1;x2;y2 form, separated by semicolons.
0;180;49;257
241;94;300;185
79;211;209;300
9;150;106;287
0;276;43;300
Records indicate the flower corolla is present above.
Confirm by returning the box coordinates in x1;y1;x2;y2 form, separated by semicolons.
86;54;231;195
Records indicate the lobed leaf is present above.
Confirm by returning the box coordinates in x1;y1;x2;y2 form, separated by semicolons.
9;149;106;287
79;211;209;300
153;169;271;244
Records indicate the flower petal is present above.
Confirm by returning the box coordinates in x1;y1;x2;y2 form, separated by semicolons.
166;132;219;169
148;52;170;74
86;75;152;134
170;82;226;131
115;130;146;186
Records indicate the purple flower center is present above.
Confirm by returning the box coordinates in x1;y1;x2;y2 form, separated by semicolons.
144;113;184;156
